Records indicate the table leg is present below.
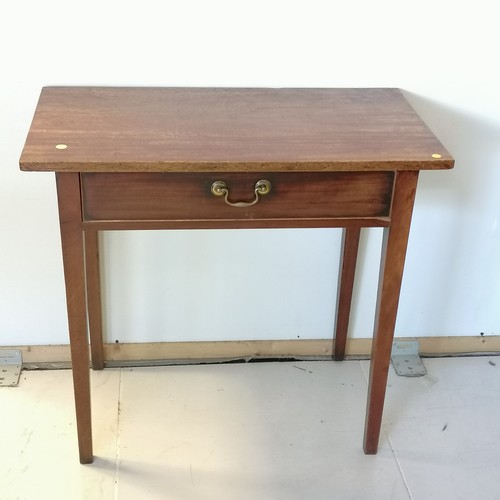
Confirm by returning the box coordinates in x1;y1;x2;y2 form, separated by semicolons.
363;171;419;455
56;173;94;464
333;227;361;361
85;230;105;370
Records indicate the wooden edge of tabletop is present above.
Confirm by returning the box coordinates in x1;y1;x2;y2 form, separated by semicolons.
19;159;455;173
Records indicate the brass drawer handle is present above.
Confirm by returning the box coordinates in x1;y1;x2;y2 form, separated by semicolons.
210;179;271;208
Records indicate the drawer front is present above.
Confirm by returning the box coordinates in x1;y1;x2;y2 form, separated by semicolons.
81;171;394;222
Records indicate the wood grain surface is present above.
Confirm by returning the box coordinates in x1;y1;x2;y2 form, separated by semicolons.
81;171;394;222
20;87;453;172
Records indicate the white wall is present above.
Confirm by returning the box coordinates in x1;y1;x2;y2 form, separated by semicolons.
1;0;499;346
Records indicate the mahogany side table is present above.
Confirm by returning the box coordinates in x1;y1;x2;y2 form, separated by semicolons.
20;87;453;463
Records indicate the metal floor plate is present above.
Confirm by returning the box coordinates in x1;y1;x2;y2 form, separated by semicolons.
0;350;23;387
391;340;427;377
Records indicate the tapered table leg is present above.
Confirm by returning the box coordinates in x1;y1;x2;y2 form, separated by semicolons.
333;227;361;361
85;230;105;370
56;173;93;464
363;171;419;454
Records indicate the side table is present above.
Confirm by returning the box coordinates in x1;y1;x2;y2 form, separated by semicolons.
20;87;453;463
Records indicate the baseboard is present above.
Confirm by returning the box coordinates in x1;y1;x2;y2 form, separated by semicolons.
4;336;500;367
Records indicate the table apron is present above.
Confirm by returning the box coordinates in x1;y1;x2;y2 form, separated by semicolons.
81;217;390;231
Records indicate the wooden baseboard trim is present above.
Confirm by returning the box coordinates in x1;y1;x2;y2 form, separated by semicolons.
4;336;500;367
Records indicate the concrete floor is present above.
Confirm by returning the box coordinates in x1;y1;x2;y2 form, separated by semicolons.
1;356;499;499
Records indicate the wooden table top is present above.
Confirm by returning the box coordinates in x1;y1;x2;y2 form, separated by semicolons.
20;87;453;173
